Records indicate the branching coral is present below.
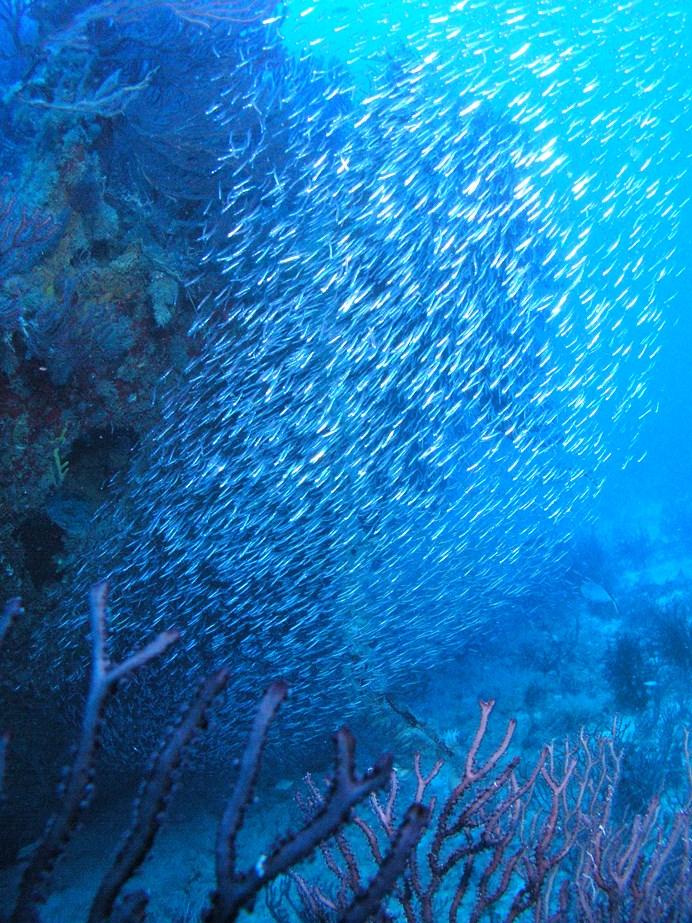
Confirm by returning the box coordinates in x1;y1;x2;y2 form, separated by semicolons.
1;586;689;921
1;586;421;922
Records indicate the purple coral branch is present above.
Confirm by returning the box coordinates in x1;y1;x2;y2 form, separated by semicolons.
214;678;288;894
207;719;395;921
10;582;178;922
342;802;430;923
87;669;230;922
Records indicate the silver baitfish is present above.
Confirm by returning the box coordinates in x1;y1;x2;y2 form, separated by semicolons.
56;0;685;746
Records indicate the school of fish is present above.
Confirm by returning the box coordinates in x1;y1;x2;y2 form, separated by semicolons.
57;0;687;738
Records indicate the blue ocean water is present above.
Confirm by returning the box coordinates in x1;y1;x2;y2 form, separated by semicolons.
0;0;689;920
283;0;692;513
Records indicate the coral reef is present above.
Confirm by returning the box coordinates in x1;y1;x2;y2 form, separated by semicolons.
0;2;247;605
289;712;691;922
1;587;689;921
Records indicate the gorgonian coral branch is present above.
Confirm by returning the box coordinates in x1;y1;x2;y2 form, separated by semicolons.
10;583;178;922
